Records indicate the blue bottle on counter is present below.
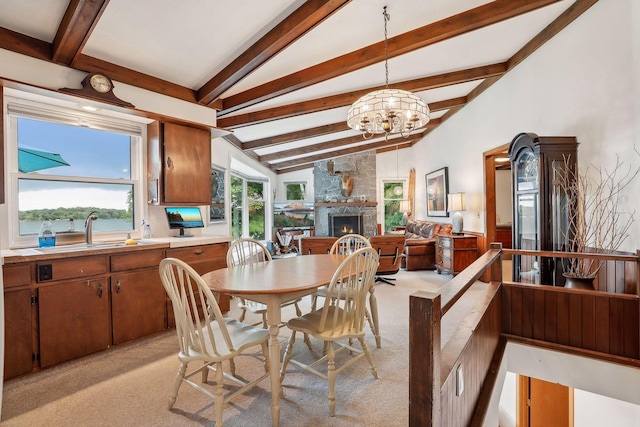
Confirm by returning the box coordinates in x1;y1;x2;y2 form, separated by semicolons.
38;220;56;247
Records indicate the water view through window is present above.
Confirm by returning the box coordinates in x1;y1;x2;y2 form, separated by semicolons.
16;117;137;235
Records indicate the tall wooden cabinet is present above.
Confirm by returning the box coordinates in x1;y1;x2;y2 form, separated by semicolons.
508;133;577;286
147;121;212;205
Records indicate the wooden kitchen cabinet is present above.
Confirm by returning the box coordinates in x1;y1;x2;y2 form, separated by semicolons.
38;277;111;368
165;243;230;327
2;240;231;378
147;121;212;205
110;249;166;345
3;288;34;379
435;234;478;275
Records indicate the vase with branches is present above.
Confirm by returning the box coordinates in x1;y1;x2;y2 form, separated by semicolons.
556;149;640;287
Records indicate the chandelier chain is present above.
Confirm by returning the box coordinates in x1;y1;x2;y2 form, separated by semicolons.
383;6;390;88
346;5;430;138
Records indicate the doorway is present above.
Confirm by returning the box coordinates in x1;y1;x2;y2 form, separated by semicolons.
518;376;574;426
483;143;511;253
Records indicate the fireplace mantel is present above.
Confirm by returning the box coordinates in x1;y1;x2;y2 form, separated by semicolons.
315;202;377;207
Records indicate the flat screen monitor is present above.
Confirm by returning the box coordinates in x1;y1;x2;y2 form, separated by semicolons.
164;206;205;237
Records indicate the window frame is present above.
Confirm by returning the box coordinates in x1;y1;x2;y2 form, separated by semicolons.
230;171;269;241
380;178;407;232
6;97;145;248
283;180;308;201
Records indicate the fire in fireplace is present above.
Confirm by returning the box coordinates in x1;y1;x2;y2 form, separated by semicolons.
329;213;363;237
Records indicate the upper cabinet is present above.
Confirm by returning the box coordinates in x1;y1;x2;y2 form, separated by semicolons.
148;121;212;205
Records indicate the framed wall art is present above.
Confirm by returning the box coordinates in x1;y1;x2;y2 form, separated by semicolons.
426;167;449;217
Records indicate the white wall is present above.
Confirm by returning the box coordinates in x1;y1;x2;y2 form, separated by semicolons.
485;342;640;427
409;0;640;251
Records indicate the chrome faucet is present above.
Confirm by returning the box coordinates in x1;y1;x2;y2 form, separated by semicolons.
84;211;98;245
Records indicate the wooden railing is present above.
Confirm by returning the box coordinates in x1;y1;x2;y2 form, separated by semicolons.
409;244;640;426
506;248;640;294
409;244;503;426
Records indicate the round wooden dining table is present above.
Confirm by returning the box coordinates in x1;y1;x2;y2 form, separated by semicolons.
201;253;347;427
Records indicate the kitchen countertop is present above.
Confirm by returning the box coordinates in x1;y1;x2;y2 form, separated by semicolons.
0;235;233;264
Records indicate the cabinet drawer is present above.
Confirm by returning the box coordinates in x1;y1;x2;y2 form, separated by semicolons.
36;256;108;282
166;243;228;263
110;249;165;272
3;264;31;288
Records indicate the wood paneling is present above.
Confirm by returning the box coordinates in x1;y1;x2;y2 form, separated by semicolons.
502;283;640;359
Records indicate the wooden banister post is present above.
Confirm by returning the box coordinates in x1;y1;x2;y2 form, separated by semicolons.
409;291;441;426
490;243;503;283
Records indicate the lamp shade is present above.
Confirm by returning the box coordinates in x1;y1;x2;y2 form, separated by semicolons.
448;192;466;212
399;200;411;213
448;192;466;234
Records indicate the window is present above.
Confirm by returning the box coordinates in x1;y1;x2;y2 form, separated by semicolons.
284;181;306;201
231;174;267;240
382;180;406;232
8;101;142;245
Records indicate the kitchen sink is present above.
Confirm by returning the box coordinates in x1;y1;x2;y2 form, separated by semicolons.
33;241;149;254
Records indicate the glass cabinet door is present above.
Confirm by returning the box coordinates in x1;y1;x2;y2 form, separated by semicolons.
515;193;540;284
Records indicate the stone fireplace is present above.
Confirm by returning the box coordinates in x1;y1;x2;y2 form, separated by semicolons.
313;152;377;237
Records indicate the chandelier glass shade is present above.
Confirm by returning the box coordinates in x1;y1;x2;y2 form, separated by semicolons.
347;89;430;138
347;6;430;139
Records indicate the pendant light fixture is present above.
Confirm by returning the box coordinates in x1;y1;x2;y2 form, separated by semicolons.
347;6;430;139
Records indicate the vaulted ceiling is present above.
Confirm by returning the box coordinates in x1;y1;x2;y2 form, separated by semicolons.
0;0;597;174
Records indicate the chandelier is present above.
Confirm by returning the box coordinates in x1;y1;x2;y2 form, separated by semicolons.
347;6;430;139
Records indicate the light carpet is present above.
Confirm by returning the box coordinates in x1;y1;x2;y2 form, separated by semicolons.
1;268;483;427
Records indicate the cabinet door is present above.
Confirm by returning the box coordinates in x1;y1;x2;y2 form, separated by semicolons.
38;278;111;368
163;122;212;204
3;289;34;379
111;269;166;345
165;243;230;326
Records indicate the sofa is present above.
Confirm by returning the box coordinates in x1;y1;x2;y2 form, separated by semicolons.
402;219;453;271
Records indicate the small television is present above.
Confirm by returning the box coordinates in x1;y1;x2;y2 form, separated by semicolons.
164;206;205;237
273;202;314;228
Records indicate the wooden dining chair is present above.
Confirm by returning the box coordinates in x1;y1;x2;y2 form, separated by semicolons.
159;258;270;426
280;247;380;417
311;234;381;348
226;238;302;328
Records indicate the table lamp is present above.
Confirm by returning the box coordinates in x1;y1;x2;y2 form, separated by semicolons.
399;200;411;225
448;192;466;234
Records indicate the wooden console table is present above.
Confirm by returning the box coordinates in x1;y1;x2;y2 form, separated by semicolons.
435;234;478;275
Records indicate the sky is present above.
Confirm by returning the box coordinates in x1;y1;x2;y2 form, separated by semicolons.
18;117;133;211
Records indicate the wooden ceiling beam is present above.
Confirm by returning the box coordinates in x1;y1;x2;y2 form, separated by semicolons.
244;118;441;151
217;63;488;129
72;54;198;103
259;134;370;162
434;0;600;128
0;26;51;61
52;0;109;65
243;122;351;150
218;0;560;114
197;0;351;105
269;134;423;171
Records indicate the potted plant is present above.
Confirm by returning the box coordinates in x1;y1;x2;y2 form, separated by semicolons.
556;149;640;289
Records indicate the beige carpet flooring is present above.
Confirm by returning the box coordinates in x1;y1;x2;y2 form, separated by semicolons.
1;268;485;427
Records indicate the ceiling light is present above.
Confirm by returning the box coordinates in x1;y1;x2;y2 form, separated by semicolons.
347;6;429;139
80;104;99;112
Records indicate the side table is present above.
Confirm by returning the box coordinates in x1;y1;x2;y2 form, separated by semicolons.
435;234;478;275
